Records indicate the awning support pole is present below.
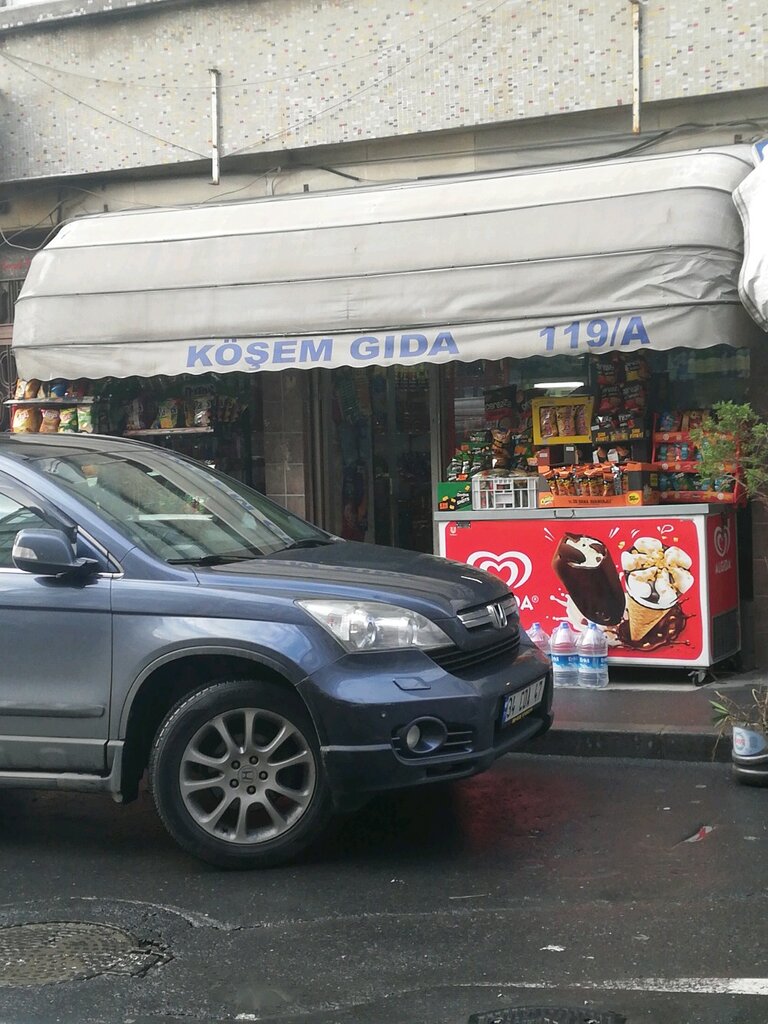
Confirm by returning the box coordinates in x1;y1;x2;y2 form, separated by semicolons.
209;68;221;185
629;0;642;134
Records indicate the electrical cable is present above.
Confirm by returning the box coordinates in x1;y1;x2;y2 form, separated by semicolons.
0;0;506;92
225;0;510;158
0;50;209;159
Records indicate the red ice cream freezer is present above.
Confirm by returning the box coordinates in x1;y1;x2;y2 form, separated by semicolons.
435;504;740;670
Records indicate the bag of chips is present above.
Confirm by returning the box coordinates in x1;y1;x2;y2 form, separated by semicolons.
624;354;650;382
39;408;61;433
596;354;621;387
154;399;183;430
621;382;647;412
77;406;93;434
575;404;589;435
598;385;622;414
539;406;559;439
124;399;145;432
11;407;40;433
58;408;78;432
555;405;576;436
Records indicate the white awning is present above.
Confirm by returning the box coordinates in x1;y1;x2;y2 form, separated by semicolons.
734;150;768;332
12;145;763;380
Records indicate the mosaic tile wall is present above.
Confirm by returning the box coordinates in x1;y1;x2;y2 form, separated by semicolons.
0;0;764;180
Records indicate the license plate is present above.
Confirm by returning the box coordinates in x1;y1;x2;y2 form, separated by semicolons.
500;678;546;727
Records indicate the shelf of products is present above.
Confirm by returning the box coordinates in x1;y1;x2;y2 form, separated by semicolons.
7;376;104;434
4;397;99;408
593;429;649;443
115;378;252;484
124;427;214;436
438;352;743;511
650;411;742;504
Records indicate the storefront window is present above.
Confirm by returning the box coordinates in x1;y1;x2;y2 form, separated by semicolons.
320;366;433;553
442;346;751;495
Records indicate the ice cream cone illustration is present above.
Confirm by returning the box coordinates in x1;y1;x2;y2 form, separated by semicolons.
627;599;668;641
621;538;694;644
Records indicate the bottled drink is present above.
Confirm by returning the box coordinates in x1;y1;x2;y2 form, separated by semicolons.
526;621;550;657
550;621;579;687
576;621;609;689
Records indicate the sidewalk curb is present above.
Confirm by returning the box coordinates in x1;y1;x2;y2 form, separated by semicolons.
521;724;731;763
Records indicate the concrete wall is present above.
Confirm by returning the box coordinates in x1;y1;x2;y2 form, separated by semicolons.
259;371;310;517
0;0;765;181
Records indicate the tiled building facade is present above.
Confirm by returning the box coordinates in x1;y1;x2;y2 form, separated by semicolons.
0;0;765;181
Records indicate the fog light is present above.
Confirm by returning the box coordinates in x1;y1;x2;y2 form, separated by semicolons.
397;717;448;756
405;724;422;751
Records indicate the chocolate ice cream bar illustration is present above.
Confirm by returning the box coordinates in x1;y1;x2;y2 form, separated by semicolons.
552;533;626;625
621;537;694;641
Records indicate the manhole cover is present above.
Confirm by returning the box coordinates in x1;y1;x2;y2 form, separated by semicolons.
469;1009;627;1024
0;921;168;987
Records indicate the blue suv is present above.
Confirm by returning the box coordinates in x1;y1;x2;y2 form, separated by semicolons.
0;433;552;867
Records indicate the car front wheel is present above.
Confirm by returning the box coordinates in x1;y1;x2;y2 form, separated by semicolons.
149;679;331;869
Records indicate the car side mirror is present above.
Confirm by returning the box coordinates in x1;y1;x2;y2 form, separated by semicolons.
12;528;100;578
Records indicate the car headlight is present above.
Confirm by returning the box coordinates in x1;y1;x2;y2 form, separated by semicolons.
296;599;450;653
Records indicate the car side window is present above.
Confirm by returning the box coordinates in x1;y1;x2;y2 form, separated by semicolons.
0;492;51;569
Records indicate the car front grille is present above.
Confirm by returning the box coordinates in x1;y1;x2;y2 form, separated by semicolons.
429;633;520;674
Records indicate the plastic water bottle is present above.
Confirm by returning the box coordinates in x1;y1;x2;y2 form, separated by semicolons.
550;622;579;688
576;622;610;689
526;622;550;657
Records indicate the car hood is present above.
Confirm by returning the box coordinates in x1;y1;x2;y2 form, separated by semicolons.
202;541;508;616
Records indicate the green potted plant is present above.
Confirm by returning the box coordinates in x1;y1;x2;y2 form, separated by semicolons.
691;400;768;503
692;402;768;783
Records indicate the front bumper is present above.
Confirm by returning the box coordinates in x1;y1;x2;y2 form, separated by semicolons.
297;642;553;796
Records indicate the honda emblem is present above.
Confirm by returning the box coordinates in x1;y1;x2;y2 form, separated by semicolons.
488;602;508;630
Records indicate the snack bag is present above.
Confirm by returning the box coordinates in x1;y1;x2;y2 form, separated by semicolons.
11;407;40;433
23;379;41;399
598;385;622;414
58;408;79;433
596;354;621;387
558;468;575;496
14;379;28;400
617;411;638;432
621;382;647;412
77;406;94;434
539;406;559;439
555;405;576;437
156;399;182;430
125;399;144;432
39;408;61;433
624;354;650;382
659;411;681;432
687;411;704;429
193;397;213;428
575;404;589;436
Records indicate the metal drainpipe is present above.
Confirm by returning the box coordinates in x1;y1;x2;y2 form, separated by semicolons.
628;0;642;134
209;68;221;185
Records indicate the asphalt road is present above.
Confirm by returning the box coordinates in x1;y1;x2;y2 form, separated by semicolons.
1;754;766;1024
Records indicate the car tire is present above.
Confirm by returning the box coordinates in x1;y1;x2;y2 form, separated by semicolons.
149;679;332;869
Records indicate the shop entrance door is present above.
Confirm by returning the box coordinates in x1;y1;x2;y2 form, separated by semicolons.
317;366;434;553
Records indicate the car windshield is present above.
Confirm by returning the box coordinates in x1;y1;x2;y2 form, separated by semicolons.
31;446;332;563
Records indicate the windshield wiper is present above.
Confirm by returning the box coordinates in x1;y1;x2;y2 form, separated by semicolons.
168;552;263;566
279;538;336;551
